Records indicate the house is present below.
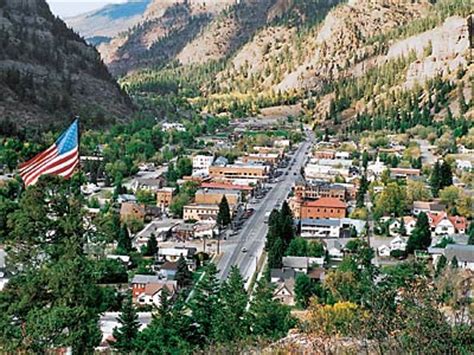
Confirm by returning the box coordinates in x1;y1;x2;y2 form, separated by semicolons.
282;256;310;273
300;219;341;238
270;268;296;283
183;204;220;222
158;247;197;266
274;139;290;148
120;202;146;223
156;187;176;210
134;220;179;248
213;156;229;167
367;159;387;179
388;216;417;236
444;245;474;270
131;275;161;299
200;181;255;198
325;240;344;260
106;255;131;267
390;236;408;251
117;194;137;204
307;268;326;282
158;261;178;280
428;213;468;235
273;279;296;306
455;159;472;171
293;180;347;201
378;245;391;257
314;150;336;159
135;280;178;308
299;198;347;219
412;201;446;215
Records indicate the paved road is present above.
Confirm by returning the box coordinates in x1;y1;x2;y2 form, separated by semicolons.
218;130;314;282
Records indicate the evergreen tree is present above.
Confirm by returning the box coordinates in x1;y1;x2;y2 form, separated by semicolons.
117;224;132;254
399;218;407;236
468;224;474;245
110;296;140;353
294;274;315;308
451;256;458;269
189;263;221;344
280;201;295;248
356;175;368;208
175;255;193;289
216;196;231;227
440;161;453;189
430;161;442;196
212;266;249;342
247;278;295;340
362;150;369;170
406;213;431;254
0;177;102;353
268;237;285;268
144;234;158;256
435;255;447;277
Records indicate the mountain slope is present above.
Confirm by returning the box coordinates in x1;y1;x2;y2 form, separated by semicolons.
65;0;152;45
0;0;134;134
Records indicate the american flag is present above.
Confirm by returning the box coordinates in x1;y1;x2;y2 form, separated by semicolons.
19;119;80;187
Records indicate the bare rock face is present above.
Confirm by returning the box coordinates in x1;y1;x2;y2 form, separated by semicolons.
0;0;133;133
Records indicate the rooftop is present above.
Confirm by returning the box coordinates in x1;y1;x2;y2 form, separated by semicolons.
301;219;340;227
303;197;347;209
282;256;309;269
444;244;474;262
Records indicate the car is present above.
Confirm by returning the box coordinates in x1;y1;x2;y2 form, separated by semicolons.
293;172;297;175
241;247;248;253
285;172;289;175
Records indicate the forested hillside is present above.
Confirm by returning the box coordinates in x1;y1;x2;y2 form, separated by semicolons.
117;0;472;129
0;0;134;135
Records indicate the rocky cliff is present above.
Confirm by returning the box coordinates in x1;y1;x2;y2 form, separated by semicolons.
0;0;134;133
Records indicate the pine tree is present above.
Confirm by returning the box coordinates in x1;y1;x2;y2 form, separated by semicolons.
451;256;458;269
247;278;294;340
213;266;249;342
110;297;140;352
175;255;193;289
440;161;453;189
399;218;407;236
268;237;285;268
430;161;442;197
435;255;447;277
216;195;231;227
145;234;158;256
406;213;431;254
189;263;221;344
117;224;132;254
280;201;295;248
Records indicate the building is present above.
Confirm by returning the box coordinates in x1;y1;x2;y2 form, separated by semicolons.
293;180;347;201
194;188;241;208
412;201;446;216
193;155;214;172
157;247;197;266
183;203;220;221
300;219;341;238
209;164;269;181
131;177;163;192
388;216;417;236
314;150;336;159
428;213;468;235
120;202;146;223
158;261;178;280
135;280;178;308
200;181;255;198
299;198;347;219
389;168;421;179
281;256;324;273
273;278;296;306
444;245;474;270
162;122;186;132
131;275;162;299
156;187;176;210
241;153;280;166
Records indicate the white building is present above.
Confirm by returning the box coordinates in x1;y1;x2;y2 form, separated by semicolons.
455;159;472;171
444;245;474;270
193;155;214;172
390;236;408;251
300;219;341;238
162;122;186;132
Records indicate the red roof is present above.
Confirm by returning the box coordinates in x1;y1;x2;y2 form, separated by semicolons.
428;212;468;231
201;182;253;191
303;197;346;209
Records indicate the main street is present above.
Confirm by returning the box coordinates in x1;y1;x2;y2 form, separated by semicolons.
218;129;314;283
